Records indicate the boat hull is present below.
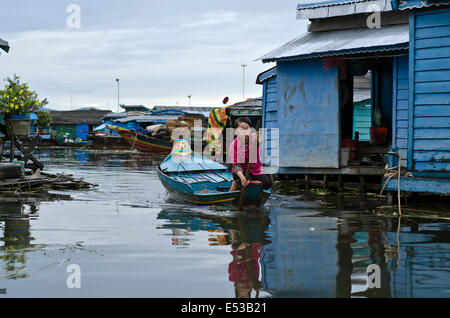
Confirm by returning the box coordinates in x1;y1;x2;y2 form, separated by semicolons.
157;166;269;207
118;130;172;153
87;134;131;150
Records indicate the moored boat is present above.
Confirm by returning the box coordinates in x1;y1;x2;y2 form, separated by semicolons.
112;126;173;153
55;134;93;147
156;139;270;207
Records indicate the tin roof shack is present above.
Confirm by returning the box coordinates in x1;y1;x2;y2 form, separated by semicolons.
256;1;423;192
382;1;450;196
50;108;111;141
226;97;263;128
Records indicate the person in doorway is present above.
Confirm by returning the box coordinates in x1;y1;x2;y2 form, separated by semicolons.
228;117;271;191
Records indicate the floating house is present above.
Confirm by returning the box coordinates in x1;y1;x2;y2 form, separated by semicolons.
49;108;111;141
257;0;450;195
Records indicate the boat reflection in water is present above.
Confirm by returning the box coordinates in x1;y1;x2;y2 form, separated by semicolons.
157;209;271;298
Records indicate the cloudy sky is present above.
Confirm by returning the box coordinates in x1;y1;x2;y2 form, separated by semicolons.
0;0;308;111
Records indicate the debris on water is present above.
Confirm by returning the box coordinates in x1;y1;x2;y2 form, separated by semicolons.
374;205;450;220
0;170;97;193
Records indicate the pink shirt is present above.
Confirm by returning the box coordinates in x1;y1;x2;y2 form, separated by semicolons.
228;135;263;176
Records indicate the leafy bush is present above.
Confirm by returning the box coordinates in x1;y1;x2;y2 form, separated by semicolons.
36;111;52;128
0;74;48;116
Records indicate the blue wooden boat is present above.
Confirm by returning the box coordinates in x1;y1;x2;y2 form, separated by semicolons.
157;139;270;206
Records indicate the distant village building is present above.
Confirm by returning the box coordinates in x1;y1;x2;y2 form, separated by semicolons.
50;107;111;141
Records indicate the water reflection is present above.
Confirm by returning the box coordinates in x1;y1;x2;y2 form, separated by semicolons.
157;195;450;298
0;199;41;280
35;148;165;170
158;209;271;298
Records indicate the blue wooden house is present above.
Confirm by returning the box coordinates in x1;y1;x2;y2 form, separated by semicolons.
384;0;450;195
257;0;450;195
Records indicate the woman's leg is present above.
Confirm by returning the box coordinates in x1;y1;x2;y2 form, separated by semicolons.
250;174;272;190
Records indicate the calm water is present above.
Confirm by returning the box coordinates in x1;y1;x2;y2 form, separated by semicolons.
0;148;449;298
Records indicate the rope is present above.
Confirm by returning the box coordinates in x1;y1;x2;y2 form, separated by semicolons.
130;132;138;151
380;151;402;216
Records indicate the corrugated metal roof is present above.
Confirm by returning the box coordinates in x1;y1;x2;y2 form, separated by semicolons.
0;38;9;53
229;97;262;109
113;115;180;124
259;24;409;63
298;0;366;9
256;67;277;84
398;0;450;9
120;104;150;112
297;0;393;19
152;105;214;118
152;105;214;112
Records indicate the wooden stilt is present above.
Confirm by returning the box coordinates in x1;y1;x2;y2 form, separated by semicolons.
359;175;365;193
387;192;394;206
305;174;311;190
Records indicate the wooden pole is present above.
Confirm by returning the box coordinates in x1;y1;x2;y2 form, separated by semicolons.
10;136;15;162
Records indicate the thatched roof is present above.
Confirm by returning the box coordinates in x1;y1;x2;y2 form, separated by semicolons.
50;109;111;125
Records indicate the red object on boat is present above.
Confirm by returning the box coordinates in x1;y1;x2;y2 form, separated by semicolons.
342;139;357;160
370;127;388;145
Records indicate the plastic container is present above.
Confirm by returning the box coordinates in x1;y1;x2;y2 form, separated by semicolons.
370;127;388;145
342;139;357;160
340;148;350;167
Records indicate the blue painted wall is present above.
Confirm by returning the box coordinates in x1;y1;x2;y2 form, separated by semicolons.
384;7;450;193
261;74;279;170
393;55;410;167
276;60;340;168
352;102;371;141
410;7;450;173
76;124;89;140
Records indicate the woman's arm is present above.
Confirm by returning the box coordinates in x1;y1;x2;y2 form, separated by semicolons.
234;166;249;187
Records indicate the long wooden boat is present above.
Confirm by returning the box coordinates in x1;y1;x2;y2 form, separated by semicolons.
112;126;173;153
87;133;131;150
157;139;270;207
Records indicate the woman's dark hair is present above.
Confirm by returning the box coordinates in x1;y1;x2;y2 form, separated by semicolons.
234;117;252;128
